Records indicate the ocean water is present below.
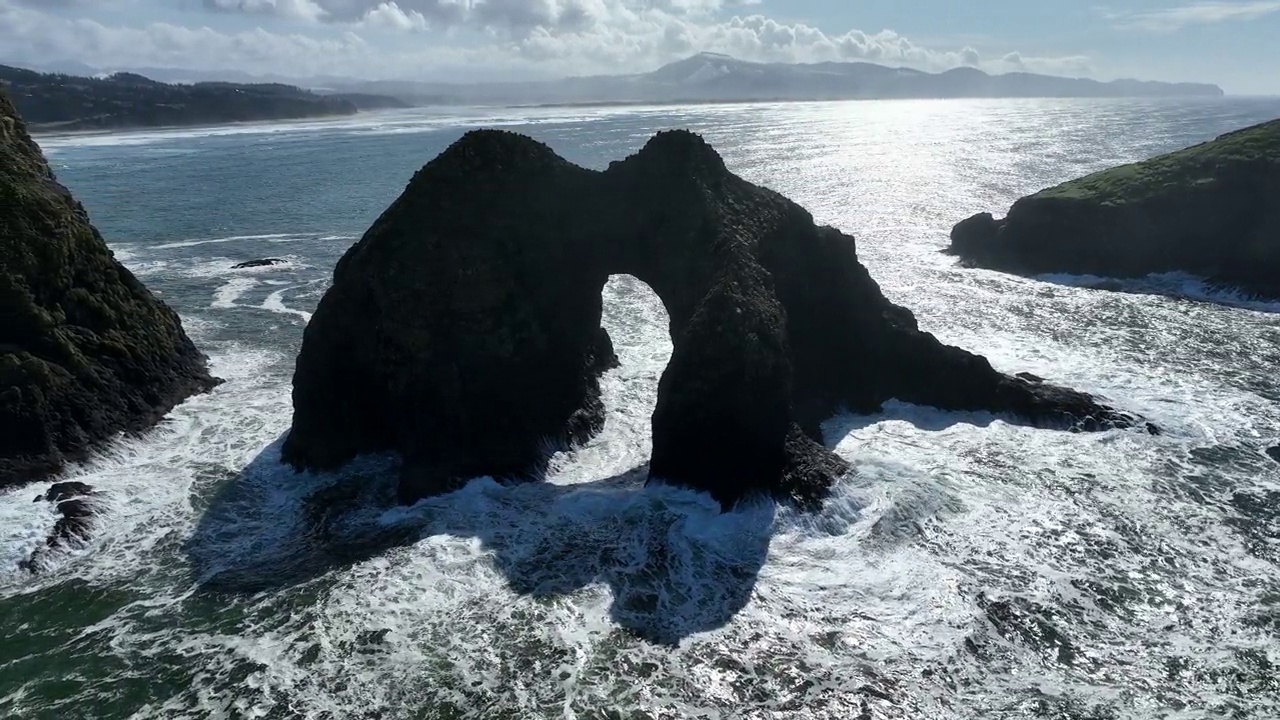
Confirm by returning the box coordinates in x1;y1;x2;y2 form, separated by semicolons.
3;97;1280;719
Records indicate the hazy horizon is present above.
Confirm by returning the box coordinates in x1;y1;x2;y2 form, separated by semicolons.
0;51;1251;95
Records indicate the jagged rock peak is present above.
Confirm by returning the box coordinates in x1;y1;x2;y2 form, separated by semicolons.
0;88;218;488
618;129;730;179
421;129;569;177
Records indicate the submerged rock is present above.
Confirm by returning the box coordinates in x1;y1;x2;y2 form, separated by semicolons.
35;480;94;503
231;258;286;269
0;89;218;489
20;481;99;571
948;118;1280;300
284;129;1148;508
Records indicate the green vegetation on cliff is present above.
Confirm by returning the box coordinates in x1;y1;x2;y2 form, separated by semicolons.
0;64;402;132
1033;119;1280;205
950;118;1280;300
0;89;217;486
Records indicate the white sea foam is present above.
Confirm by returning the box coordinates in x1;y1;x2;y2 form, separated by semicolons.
32;106;601;152
155;233;304;250
0;346;287;589
209;276;316;323
211;278;258;309
1037;270;1280;314
262;286;314;322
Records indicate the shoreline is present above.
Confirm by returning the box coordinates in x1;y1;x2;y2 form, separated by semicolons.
28;109;367;139
28;94;1270;141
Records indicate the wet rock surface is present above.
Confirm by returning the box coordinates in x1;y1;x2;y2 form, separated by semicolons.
0;89;219;489
231;258;286;269
20;481;100;571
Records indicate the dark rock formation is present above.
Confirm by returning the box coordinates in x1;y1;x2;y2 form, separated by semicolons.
949;119;1280;300
35;480;94;503
1267;446;1280;464
20;481;99;571
283;129;1148;508
231;258;286;269
0;89;219;489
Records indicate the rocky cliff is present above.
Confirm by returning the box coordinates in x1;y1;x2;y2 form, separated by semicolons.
949;118;1280;299
284;129;1149;508
0;90;218;487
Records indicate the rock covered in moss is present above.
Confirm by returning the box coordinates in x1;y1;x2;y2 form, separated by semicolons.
284;129;1148;508
0;89;218;488
949;118;1280;299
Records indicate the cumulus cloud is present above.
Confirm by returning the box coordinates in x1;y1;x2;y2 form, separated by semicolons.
0;0;1093;82
1104;1;1280;32
996;50;1092;77
357;1;429;31
0;1;369;70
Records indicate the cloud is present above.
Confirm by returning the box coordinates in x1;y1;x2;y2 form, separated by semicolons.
356;1;429;31
0;0;1091;83
0;1;370;69
1104;1;1280;32
997;50;1092;77
205;0;329;21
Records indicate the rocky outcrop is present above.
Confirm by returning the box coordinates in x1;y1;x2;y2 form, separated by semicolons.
0;89;218;488
231;258;286;269
20;481;100;571
949;119;1280;299
284;129;1149;508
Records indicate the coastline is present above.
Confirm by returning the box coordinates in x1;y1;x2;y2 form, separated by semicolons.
29;94;1259;140
27;108;365;138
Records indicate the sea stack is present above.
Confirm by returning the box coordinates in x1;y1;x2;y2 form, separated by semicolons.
284;129;1148;508
949;118;1280;299
0;89;218;488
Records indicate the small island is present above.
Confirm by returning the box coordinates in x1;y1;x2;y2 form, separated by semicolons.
0;64;405;133
949;118;1280;300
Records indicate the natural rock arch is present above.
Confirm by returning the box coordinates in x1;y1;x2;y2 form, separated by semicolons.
282;130;1146;507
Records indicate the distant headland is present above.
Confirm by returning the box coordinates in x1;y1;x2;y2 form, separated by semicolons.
0;64;405;133
324;52;1225;107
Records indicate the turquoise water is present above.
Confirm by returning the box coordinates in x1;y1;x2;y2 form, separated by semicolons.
3;97;1280;718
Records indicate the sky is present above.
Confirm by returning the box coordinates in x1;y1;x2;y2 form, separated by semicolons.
0;0;1277;93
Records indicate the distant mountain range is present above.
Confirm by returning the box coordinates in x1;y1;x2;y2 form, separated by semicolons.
0;64;406;132
0;54;1224;133
324;52;1225;106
